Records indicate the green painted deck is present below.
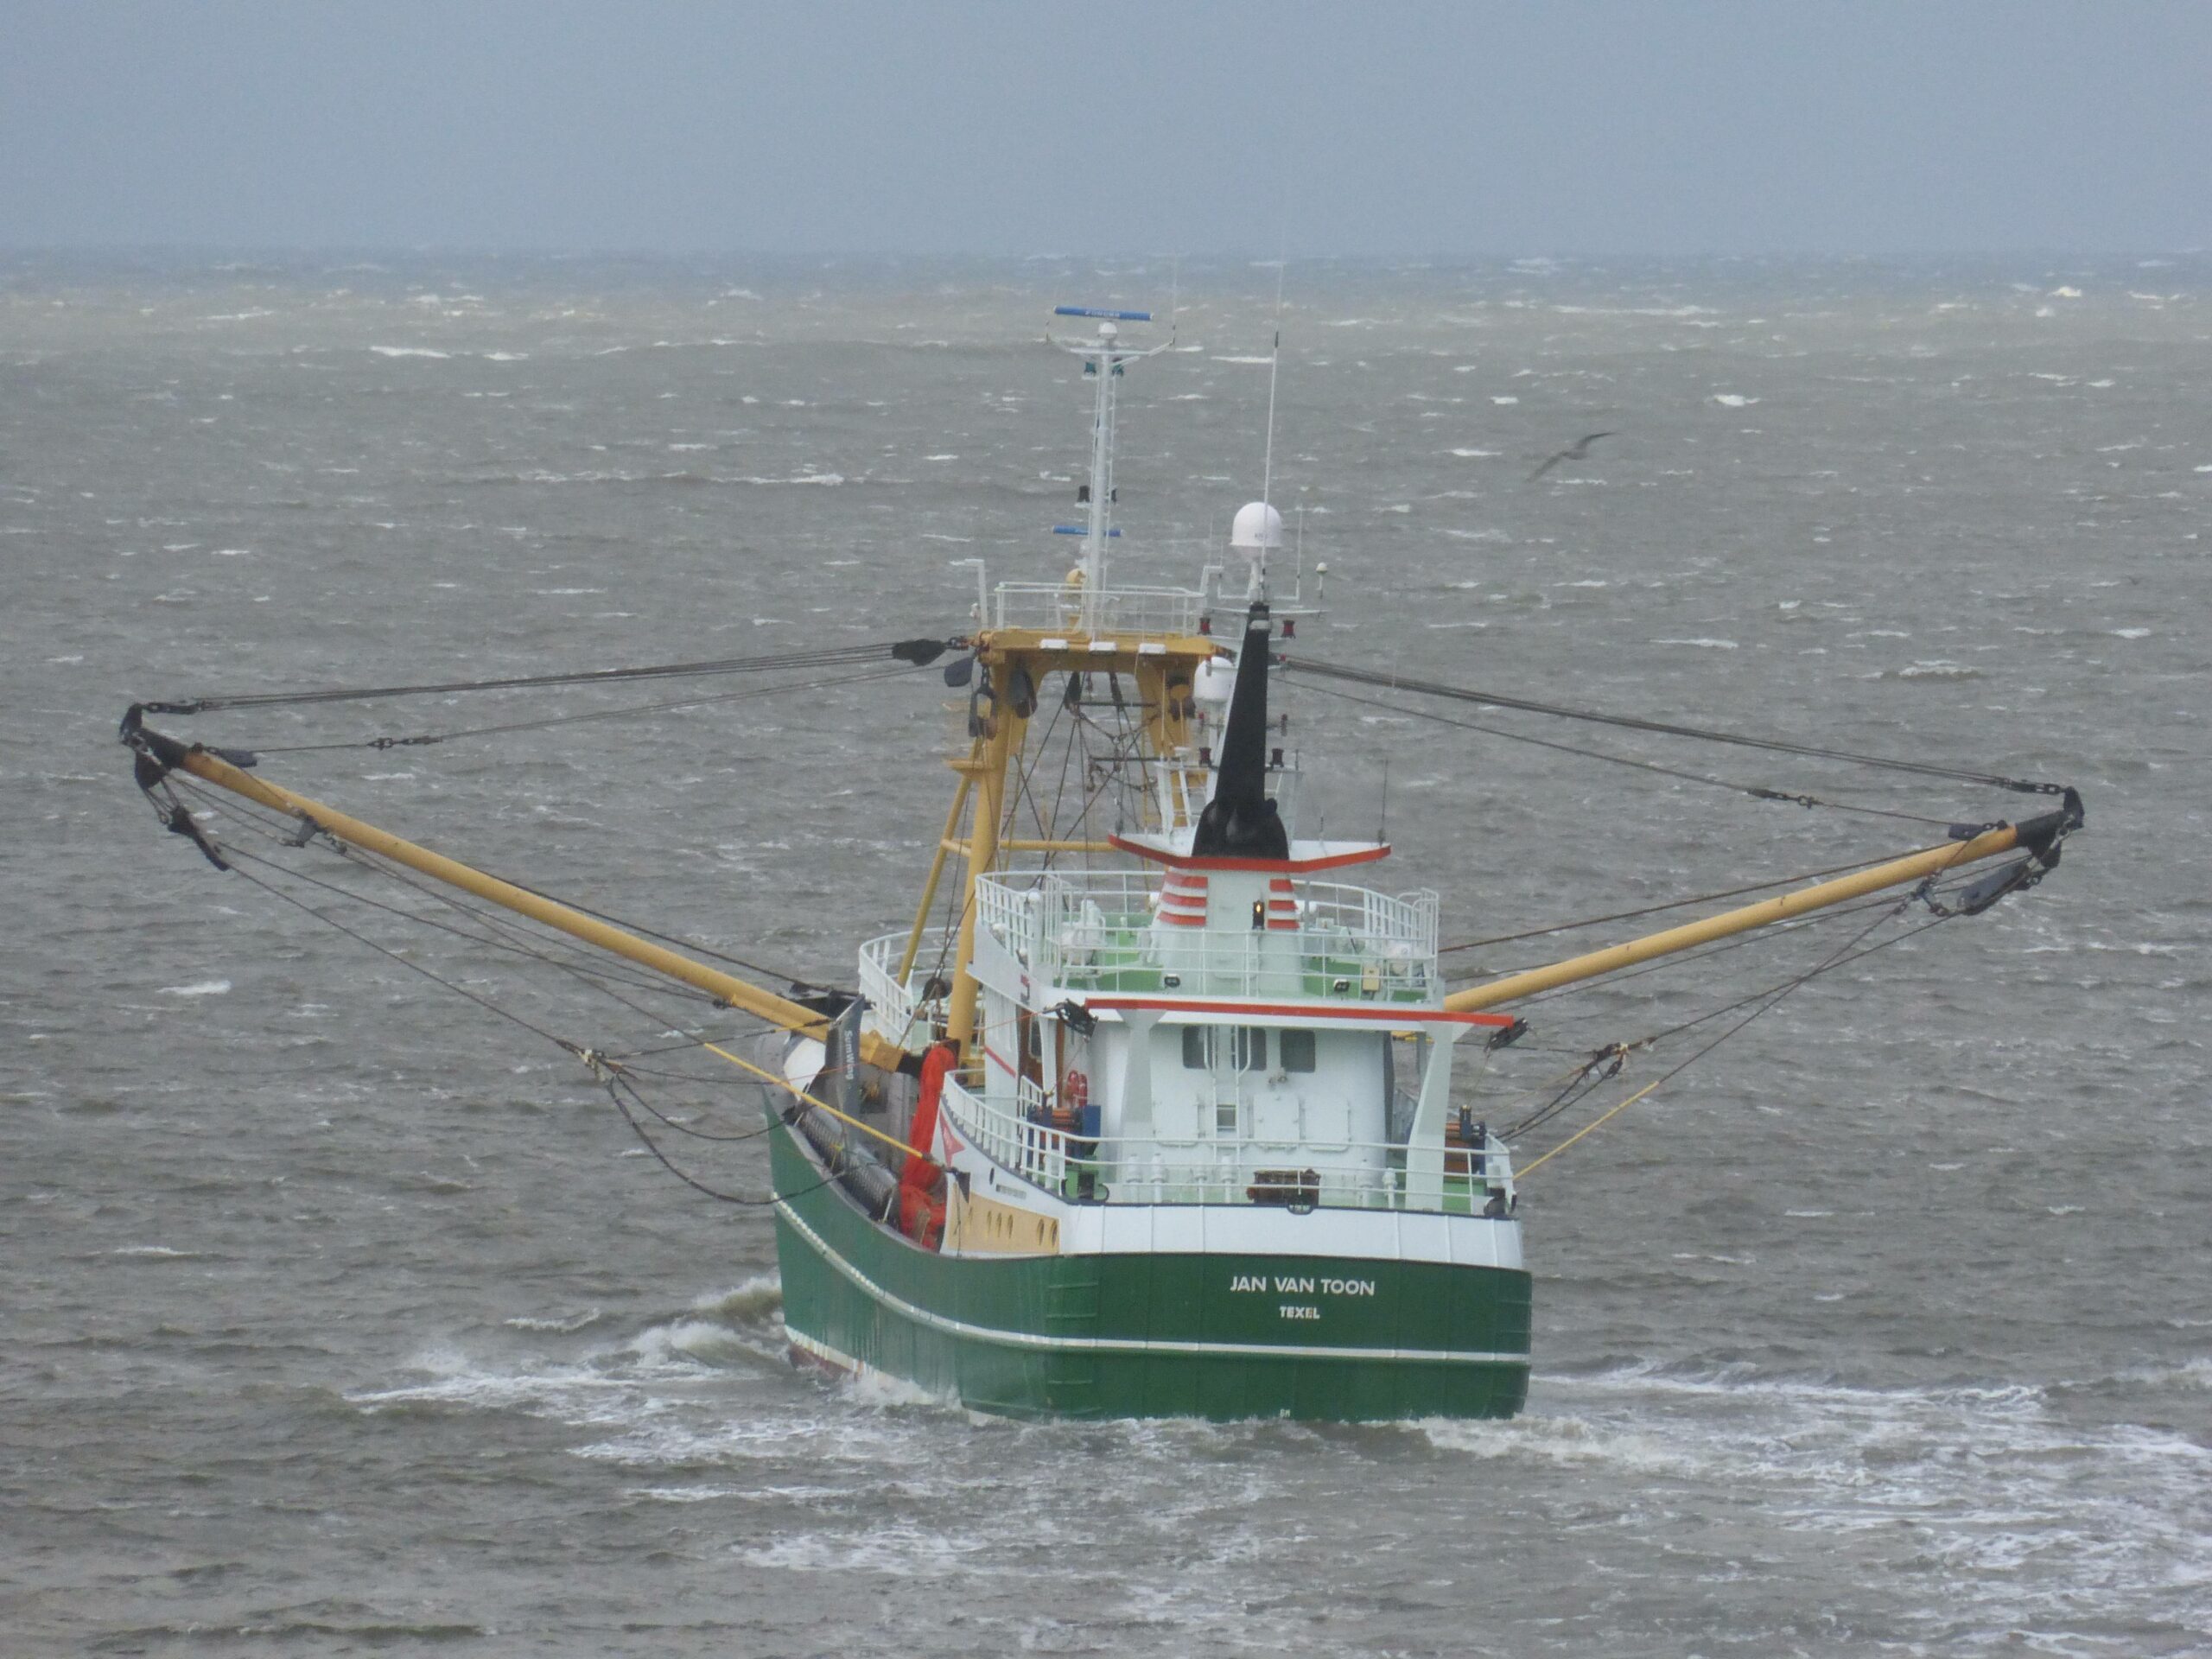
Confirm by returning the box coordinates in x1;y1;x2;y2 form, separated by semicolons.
1037;921;1433;1002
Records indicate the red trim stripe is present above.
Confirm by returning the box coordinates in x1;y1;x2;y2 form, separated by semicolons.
1109;833;1391;874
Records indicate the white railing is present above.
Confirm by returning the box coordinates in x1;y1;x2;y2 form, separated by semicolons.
974;870;1440;1003
939;1076;1512;1217
855;932;919;1047
1010;1076;1069;1191
991;582;1205;638
854;929;960;1044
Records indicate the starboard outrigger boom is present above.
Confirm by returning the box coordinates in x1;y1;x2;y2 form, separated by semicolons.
1444;794;2082;1012
120;710;919;1075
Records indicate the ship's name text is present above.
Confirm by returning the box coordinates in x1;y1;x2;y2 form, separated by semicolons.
1228;1275;1376;1297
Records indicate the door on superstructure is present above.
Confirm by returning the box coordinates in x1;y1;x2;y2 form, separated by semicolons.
1246;1025;1332;1147
1179;1024;1264;1190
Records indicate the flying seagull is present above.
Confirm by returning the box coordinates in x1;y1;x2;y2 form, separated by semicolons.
1528;431;1616;482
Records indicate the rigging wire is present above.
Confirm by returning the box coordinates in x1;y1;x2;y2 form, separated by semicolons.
1281;654;2070;797
595;1069;837;1207
1619;910;1955;1058
173;780;740;1008
1512;899;1944;1175
223;855;586;1058
251;662;931;754
166;768;828;995
445;864;827;995
173;777;795;1165
1437;852;1924;956
1499;895;1967;1144
1463;867;1993;1098
219;838;823;1205
1459;882;1943;1002
137;638;952;716
1484;862;1990;1141
1294;677;1963;829
594;1066;779;1145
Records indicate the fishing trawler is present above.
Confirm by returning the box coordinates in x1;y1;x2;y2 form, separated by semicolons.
120;304;2082;1421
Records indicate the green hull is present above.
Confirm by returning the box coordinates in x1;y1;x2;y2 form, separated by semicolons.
767;1116;1531;1421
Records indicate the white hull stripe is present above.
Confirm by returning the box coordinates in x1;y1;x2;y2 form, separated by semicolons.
774;1198;1529;1369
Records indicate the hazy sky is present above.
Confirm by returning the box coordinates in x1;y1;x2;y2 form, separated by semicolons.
5;1;2207;256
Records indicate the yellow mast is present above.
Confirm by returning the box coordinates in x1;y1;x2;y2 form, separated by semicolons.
1444;809;2075;1013
936;635;1212;1058
945;657;1031;1056
894;759;975;984
132;728;916;1075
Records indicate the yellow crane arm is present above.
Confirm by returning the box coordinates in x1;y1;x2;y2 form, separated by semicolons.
1443;799;2081;1013
129;721;916;1075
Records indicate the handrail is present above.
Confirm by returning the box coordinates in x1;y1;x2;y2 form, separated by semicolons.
857;931;923;1046
975;870;1440;1003
939;1075;1513;1217
991;582;1205;636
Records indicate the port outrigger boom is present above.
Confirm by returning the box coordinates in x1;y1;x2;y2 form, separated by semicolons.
122;712;918;1074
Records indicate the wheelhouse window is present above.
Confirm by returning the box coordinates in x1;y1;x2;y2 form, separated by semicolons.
1181;1026;1267;1071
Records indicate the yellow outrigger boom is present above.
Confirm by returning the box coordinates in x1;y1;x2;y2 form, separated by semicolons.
123;715;917;1075
123;704;2080;1073
1444;798;2080;1013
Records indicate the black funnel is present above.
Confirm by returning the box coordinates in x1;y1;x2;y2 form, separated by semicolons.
1192;605;1289;860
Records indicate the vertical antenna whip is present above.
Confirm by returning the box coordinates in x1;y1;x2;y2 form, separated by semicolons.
1262;258;1285;507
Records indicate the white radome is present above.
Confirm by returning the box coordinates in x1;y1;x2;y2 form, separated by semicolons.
1230;500;1284;554
1192;656;1238;709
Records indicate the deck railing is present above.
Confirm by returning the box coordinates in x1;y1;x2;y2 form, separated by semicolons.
939;1076;1512;1217
990;583;1205;638
854;929;960;1044
974;870;1440;1003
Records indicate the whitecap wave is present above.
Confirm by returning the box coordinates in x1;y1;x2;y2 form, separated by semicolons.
693;1274;783;1323
1891;661;1983;681
503;1309;606;1334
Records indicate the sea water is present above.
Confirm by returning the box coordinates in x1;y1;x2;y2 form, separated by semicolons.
3;252;2208;1655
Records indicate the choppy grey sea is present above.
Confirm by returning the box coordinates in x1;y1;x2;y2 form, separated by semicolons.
4;252;2209;1656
